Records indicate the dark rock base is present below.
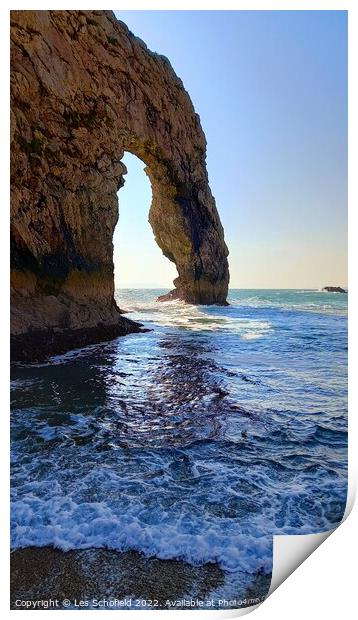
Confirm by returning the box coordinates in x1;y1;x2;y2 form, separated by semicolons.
11;316;144;364
158;288;229;306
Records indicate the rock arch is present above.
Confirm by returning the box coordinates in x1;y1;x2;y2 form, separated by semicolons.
10;10;229;360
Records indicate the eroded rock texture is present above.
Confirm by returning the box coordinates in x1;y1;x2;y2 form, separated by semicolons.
11;10;229;360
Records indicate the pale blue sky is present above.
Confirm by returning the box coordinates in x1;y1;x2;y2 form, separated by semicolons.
113;10;347;289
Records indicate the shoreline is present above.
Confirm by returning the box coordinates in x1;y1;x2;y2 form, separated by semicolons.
11;546;271;610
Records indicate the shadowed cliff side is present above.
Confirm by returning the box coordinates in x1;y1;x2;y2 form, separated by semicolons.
10;10;229;361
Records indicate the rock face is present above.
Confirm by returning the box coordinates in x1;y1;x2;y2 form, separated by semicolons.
322;286;347;293
10;10;229;361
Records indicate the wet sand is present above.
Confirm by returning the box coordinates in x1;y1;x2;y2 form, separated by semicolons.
11;546;271;610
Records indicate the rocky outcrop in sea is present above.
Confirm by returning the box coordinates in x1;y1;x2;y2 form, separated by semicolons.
322;286;347;293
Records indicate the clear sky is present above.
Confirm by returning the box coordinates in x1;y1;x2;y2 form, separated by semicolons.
113;10;347;289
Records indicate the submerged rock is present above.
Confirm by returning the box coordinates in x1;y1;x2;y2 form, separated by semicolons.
10;10;229;361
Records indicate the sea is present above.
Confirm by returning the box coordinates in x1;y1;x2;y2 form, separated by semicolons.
10;289;348;600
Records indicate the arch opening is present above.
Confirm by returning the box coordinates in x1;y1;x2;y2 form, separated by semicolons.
114;153;178;293
10;10;230;361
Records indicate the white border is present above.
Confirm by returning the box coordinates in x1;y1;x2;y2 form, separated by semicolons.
2;1;355;618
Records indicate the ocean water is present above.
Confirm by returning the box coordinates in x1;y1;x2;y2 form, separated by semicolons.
11;289;348;598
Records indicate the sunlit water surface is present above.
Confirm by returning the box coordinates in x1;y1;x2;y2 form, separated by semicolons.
11;289;348;596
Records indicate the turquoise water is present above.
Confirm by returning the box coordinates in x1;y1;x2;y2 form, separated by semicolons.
11;289;348;598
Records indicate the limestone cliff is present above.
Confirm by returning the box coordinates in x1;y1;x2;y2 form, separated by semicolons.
10;10;230;361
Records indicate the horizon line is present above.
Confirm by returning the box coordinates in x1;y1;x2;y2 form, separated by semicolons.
115;286;348;291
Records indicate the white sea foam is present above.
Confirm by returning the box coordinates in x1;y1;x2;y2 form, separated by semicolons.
11;491;272;574
116;291;273;339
